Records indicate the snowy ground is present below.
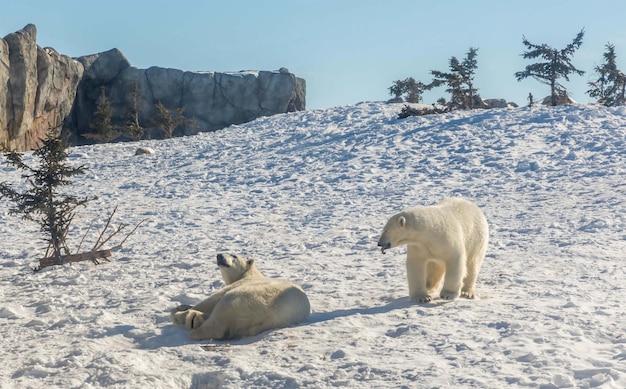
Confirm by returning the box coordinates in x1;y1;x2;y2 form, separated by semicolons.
1;102;625;388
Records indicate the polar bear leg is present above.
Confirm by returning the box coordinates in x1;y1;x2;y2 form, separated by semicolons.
440;255;466;300
461;263;479;298
406;247;431;302
188;314;230;341
426;261;445;294
461;253;484;299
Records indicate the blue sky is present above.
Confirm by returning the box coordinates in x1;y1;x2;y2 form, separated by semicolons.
2;1;626;109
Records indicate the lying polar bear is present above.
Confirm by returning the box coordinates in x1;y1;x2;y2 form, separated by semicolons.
172;253;311;340
377;197;489;302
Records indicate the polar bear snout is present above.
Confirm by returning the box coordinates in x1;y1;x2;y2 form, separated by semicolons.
216;253;231;268
377;231;392;254
378;241;391;254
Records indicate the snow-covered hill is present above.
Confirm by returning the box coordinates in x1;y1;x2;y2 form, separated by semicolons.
1;103;625;388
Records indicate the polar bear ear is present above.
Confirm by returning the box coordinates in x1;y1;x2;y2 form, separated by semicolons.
247;258;255;267
398;216;406;228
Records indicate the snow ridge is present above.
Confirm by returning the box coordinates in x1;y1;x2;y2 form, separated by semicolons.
1;102;625;388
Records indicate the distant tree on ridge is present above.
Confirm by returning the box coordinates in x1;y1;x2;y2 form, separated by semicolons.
587;43;626;106
515;29;585;106
428;47;481;110
388;77;426;103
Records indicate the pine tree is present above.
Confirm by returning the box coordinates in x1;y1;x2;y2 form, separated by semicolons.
83;87;120;143
0;128;94;265
388;80;405;100
124;81;145;141
1;128;145;270
587;43;626;106
429;47;481;110
388;77;426;103
151;101;190;139
515;29;585;106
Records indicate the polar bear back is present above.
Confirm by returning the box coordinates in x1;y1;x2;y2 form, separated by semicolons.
207;279;310;339
428;197;489;257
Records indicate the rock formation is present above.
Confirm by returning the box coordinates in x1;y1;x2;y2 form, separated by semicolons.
66;49;306;144
0;24;83;151
1;24;306;151
483;98;519;109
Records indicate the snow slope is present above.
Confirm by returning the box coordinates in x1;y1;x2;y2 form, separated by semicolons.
1;102;625;388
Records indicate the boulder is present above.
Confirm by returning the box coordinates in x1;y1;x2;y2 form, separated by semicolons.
77;48;130;84
542;94;575;106
134;146;155;156
34;47;84;142
0;24;83;151
483;98;508;109
3;24;38;148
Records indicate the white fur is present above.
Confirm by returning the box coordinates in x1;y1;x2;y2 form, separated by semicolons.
171;253;311;340
377;198;489;302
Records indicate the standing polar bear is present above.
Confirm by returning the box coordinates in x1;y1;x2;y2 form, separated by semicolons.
377;198;488;302
171;253;311;340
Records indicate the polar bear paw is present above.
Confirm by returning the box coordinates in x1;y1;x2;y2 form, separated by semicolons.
171;308;205;329
440;290;461;300
170;305;193;325
461;291;477;299
411;294;432;303
184;309;205;330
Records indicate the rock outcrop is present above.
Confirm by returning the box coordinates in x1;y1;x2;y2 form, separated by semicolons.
1;24;306;151
483;98;519;109
542;94;575;106
66;48;305;143
0;24;83;151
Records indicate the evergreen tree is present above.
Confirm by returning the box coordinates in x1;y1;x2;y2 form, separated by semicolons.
83;87;120;143
124;81;145;141
388;80;405;100
0;128;94;265
587;43;626;106
515;29;585;106
429;47;481;110
388;77;426;103
151;101;190;139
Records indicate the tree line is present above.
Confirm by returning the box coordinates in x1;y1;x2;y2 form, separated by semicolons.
390;29;626;115
84;82;195;144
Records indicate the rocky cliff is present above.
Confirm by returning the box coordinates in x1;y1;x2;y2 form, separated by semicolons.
1;24;83;151
67;49;306;144
1;24;306;151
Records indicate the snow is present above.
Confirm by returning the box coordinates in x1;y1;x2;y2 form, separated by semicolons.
1;102;626;388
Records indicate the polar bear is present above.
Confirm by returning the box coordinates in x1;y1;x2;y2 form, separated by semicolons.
377;198;488;302
171;253;311;340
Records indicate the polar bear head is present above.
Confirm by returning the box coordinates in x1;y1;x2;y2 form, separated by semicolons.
216;253;261;284
377;211;413;254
